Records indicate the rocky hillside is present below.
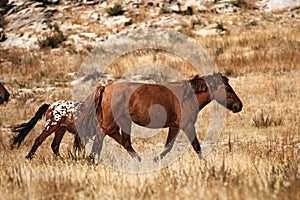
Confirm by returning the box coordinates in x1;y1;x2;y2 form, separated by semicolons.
0;0;299;52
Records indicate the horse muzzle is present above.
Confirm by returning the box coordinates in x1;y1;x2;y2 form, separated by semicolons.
232;102;243;113
0;93;10;104
5;93;10;101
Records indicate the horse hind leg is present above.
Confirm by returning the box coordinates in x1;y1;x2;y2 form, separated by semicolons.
121;130;141;162
117;117;141;161
51;126;67;156
25;126;57;160
156;127;180;161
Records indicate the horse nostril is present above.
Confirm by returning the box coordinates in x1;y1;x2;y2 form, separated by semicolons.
5;93;10;101
233;105;238;111
233;104;242;112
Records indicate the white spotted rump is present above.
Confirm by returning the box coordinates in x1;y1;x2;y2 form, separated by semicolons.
44;100;83;131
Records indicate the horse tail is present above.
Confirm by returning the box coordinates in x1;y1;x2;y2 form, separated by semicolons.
11;104;50;149
94;85;105;117
76;86;105;144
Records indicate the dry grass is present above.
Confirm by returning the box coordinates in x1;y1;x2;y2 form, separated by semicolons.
0;5;300;199
198;22;300;76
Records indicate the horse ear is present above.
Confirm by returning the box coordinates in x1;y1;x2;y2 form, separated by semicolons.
198;82;207;92
183;81;194;101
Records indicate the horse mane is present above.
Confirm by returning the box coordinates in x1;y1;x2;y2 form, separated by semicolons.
189;75;208;93
189;72;228;93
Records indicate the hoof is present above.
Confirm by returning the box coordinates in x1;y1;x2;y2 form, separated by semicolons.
153;156;160;162
154;154;165;162
88;153;95;162
129;152;141;162
25;153;34;160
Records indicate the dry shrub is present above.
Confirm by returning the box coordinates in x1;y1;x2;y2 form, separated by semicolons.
252;110;283;128
38;24;66;49
106;3;125;16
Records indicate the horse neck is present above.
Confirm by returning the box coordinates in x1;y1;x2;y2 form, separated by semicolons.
195;90;212;110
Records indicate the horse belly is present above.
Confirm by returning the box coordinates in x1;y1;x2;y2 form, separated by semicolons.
128;85;180;128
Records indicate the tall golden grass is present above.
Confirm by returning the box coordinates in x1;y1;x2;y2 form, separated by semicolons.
0;9;299;200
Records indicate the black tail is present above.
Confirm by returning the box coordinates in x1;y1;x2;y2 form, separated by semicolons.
11;104;50;149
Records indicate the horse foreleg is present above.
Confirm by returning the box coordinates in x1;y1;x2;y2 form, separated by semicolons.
73;133;84;152
158;127;180;160
182;124;204;160
25;127;56;160
51;127;66;156
109;130;122;145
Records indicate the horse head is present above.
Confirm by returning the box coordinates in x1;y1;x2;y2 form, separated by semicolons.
0;82;10;105
206;72;243;113
189;72;243;113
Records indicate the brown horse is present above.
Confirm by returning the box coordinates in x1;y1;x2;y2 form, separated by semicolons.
0;82;10;105
78;72;243;161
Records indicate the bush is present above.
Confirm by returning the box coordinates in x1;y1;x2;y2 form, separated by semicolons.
252;110;283;128
106;3;125;16
38;23;66;49
159;6;171;14
233;0;257;10
181;6;194;16
216;21;227;32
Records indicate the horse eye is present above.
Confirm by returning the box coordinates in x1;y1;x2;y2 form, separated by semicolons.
226;86;233;92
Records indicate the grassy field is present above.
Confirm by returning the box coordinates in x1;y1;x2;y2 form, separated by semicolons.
0;6;300;200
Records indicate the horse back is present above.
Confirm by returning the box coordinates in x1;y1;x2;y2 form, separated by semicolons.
102;82;196;129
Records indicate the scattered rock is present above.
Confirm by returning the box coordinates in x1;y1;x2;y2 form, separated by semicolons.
104;16;133;28
1;32;39;49
132;3;139;9
90;11;99;21
170;4;180;13
210;3;238;14
267;0;300;11
82;0;100;6
193;28;217;36
31;2;45;8
153;16;188;28
0;28;6;42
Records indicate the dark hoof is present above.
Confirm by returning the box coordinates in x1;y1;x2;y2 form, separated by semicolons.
25;153;34;160
154;154;164;162
88;154;95;162
137;156;142;162
129;152;141;162
53;153;61;159
153;156;159;162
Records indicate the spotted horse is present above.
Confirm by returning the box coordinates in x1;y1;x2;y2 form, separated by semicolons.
10;98;118;160
11;86;123;160
10;100;87;159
